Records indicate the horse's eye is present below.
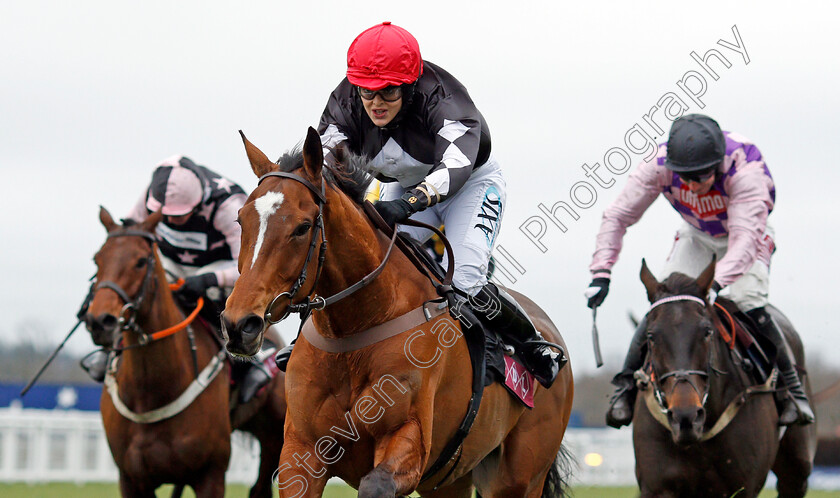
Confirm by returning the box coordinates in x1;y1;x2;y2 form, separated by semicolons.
135;258;147;269
705;327;715;339
292;222;312;237
235;216;241;226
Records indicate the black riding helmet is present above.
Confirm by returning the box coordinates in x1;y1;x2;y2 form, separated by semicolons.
664;114;726;174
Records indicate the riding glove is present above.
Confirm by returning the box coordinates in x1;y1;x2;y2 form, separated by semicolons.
180;272;218;299
585;277;610;309
374;190;428;228
708;280;722;304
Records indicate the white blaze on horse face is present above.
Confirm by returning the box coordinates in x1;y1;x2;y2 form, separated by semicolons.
251;191;285;269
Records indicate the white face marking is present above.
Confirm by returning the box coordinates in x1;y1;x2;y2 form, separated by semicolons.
251;191;285;269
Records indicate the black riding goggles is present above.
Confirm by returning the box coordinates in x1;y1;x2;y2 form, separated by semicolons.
677;166;717;184
357;85;402;102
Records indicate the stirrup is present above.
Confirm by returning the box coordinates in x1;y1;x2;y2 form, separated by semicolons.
274;343;294;372
238;362;271;404
778;395;815;426
606;385;636;429
519;341;564;388
80;350;108;384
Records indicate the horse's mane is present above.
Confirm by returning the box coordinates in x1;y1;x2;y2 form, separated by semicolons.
275;145;374;204
659;272;704;299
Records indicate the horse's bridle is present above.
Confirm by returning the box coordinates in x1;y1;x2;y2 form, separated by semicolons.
257;171;401;326
259;172;328;324
92;230;159;343
645;295;715;410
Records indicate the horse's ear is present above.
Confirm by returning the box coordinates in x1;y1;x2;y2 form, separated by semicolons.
99;206;119;233
695;255;717;295
140;210;164;233
301;127;324;181
640;258;659;303
239;130;276;178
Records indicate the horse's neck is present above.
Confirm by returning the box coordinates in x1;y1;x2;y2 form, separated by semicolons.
313;194;436;337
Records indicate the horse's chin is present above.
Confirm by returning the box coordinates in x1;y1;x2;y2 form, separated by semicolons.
669;418;705;446
223;327;264;357
671;428;702;446
225;337;263;358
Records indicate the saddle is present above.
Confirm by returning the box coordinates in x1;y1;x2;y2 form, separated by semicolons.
365;205;538;407
712;298;776;384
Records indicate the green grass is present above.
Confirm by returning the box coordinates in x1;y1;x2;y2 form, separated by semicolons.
0;483;837;497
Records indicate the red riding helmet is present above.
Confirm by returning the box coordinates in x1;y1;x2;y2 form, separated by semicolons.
346;22;423;90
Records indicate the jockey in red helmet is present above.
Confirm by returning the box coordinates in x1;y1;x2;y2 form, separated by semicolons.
275;22;566;388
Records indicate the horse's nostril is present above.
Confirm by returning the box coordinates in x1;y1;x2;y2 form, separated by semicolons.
240;315;265;338
220;314;232;342
100;314;118;331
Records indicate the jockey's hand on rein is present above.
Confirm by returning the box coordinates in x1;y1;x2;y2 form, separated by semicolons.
585;277;610;309
179;272;218;300
374;190;428;228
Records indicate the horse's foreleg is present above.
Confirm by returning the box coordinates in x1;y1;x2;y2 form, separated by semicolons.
418;472;474;498
274;436;329;498
359;421;425;498
250;437;284;498
117;473;156;498
191;466;226;498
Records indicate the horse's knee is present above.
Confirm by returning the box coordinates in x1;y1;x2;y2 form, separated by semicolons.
358;466;397;498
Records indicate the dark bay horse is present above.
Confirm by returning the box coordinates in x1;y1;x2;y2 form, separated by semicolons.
84;207;287;497
221;128;575;497
632;258;816;498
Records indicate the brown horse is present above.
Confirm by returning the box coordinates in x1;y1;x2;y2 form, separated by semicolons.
632;258;816;498
84;207;287;497
221;128;575;497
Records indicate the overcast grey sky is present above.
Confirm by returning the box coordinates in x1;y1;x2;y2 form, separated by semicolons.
1;1;838;377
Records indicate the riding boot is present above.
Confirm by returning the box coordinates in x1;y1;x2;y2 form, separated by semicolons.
747;307;815;426
80;350;109;383
238;359;272;404
471;283;566;388
606;317;648;428
274;340;295;372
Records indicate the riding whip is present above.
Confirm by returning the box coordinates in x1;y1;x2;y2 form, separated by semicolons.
591;307;604;368
19;320;83;397
20;279;95;397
